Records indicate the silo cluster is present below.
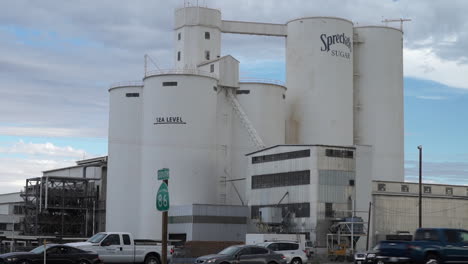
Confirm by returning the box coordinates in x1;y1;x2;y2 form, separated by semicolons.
106;6;404;239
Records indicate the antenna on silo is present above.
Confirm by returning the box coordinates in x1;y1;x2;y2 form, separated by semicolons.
382;18;412;31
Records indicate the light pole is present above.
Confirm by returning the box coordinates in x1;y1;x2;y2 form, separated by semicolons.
417;145;422;228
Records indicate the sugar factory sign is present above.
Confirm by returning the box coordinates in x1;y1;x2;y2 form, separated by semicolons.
320;33;352;59
154;116;186;125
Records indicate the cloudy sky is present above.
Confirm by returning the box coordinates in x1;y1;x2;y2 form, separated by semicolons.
1;0;468;193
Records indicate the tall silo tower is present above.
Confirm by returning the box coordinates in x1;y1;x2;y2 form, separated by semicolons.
353;26;404;181
286;17;354;146
174;7;222;69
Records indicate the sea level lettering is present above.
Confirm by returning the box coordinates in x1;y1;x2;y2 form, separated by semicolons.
154;117;186;125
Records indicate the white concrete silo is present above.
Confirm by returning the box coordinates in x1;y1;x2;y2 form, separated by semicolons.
107;84;143;235
174;7;222;69
353;26;404;181
137;72;219;239
228;82;286;205
286;17;354;146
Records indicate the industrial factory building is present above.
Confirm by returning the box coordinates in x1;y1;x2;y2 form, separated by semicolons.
106;4;404;247
3;4;468;252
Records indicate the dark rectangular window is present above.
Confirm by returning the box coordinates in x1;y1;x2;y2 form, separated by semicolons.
178;32;181;40
252;149;310;164
236;90;250;95
325;203;333;218
0;223;6;230
13;205;24;214
378;183;386;191
349;180;355;186
125;93;139;97
325;149;354;159
401;185;409;192
123;234;131;245
251;203;310;219
210;64;214;73
205;51;210;60
205;32;210;39
163;82;178;87
414;229;440;241
424;186;432;194
177;51;181;61
252;170;310;189
446;187;453;195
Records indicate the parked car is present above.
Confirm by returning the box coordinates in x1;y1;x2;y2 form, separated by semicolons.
257;241;308;264
366;228;468;264
0;244;101;264
194;245;287;264
67;232;172;264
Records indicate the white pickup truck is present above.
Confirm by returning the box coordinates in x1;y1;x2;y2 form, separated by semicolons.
67;232;172;264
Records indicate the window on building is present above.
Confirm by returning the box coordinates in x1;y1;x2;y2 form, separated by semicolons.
378;184;386;191
13;205;24;215
177;51;181;61
251;203;310;219
205;51;210;60
252;149;310;164
236;90;250;95
446;187;453;195
325;203;334;218
205;32;210;39
252;170;310;189
424;186;432;194
401;185;409;192
325;149;354;159
178;32;181;40
210;64;214;73
125;93;139;97
162;82;178;87
0;223;6;230
349;180;355;186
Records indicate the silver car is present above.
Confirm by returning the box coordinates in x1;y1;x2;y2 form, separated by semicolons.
257;241;308;264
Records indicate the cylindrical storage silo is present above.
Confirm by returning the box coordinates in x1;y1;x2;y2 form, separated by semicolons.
229;82;286;205
286;17;354;146
353;26;404;182
107;84;143;235
138;73;219;239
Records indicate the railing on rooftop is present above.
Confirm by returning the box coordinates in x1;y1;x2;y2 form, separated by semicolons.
240;78;286;86
145;69;218;79
109;81;143;89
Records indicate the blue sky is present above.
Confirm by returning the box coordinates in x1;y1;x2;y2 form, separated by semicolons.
1;0;468;193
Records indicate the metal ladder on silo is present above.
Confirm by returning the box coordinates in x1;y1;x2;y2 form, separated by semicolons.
225;88;266;150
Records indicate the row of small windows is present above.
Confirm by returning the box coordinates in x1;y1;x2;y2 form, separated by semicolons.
252;149;310;164
251;203;310;219
177;31;211;41
378;183;463;195
252;170;310;189
325;149;354;159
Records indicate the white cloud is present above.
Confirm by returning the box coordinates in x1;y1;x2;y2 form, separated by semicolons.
415;95;448;100
0;126;105;138
404;47;468;89
0;140;88;158
0;157;76;193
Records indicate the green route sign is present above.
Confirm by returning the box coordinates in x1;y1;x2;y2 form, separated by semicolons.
156;182;170;211
157;168;169;180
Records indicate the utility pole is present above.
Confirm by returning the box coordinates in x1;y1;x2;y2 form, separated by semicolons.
161;178;168;264
418;145;423;228
366;202;372;250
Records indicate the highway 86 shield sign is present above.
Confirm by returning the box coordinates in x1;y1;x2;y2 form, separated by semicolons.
156;182;169;211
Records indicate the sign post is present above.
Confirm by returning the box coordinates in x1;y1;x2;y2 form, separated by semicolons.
157;168;170;264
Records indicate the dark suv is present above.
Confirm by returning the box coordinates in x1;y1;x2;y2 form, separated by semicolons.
195;245;287;264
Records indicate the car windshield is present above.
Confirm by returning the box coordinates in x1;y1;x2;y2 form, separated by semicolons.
87;233;107;243
256;243;268;247
219;246;240;255
30;244;53;254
